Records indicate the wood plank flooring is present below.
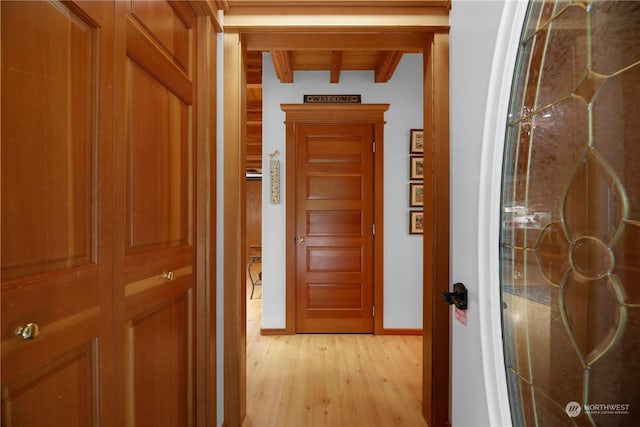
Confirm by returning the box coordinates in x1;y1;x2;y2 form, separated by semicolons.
243;263;428;427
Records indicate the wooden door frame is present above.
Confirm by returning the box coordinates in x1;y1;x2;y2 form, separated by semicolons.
281;104;389;335
223;15;450;427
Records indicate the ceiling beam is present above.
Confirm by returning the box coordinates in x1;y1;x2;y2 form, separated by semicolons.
330;51;342;83
244;32;430;51
375;50;404;83
223;1;450;31
270;50;294;83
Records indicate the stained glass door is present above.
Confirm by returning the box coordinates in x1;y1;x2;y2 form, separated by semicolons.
500;1;640;425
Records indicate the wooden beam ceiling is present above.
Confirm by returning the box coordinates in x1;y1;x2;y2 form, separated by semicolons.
241;32;431;84
270;50;294;83
330;51;342;83
229;0;450;168
375;50;404;83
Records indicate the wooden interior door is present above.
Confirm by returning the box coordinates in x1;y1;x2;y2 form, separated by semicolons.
1;1;115;425
294;122;375;333
114;2;197;425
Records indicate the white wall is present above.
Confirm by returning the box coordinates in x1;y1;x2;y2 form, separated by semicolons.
451;1;521;426
261;53;424;329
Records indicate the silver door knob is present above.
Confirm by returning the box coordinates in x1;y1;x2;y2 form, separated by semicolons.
15;322;40;340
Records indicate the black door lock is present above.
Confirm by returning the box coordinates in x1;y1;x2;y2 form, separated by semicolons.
441;282;468;311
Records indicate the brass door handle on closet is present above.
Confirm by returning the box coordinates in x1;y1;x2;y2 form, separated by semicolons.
15;322;40;340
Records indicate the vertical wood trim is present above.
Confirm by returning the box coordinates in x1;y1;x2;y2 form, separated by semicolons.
112;1;129;423
195;15;216;427
284;118;297;334
223;31;247;427
422;31;451;427
373;119;385;334
208;18;219;427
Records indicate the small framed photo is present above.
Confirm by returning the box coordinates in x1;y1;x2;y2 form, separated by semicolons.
410;129;424;154
410;183;424;207
410;156;424;180
409;211;424;234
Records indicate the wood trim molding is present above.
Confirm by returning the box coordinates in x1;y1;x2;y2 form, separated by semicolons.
281;104;389;335
260;328;288;335
373;110;385;335
125;16;193;104
187;1;223;32
223;2;450;32
223;31;247;427
215;0;230;10
194;15;217;427
225;0;450;6
244;32;433;51
379;328;423;336
422;31;451;427
222;11;451;426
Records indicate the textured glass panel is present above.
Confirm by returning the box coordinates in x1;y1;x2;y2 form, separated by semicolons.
613;223;640;305
536;5;588;110
528;99;587;221
591;2;640;75
501;1;640;425
592;65;640;220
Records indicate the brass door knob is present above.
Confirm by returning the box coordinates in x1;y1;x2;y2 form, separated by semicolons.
162;271;175;280
15;322;40;340
297;237;305;243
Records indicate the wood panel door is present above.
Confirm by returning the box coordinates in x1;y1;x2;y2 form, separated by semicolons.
294;123;375;333
1;1;115;425
114;2;197;425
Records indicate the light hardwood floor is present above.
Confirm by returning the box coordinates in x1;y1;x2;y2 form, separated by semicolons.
243;263;428;427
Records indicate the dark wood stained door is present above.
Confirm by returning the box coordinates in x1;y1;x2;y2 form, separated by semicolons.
114;2;197;425
295;123;375;333
1;1;115;425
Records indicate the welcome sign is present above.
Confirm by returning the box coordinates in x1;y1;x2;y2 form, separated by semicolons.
303;94;361;103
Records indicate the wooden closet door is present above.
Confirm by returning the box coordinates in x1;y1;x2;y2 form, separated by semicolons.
114;2;197;426
295;123;375;333
1;2;115;426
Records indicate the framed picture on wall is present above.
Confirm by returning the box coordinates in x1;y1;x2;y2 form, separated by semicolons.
410;129;424;154
410;156;424;180
409;211;424;234
410;183;424;207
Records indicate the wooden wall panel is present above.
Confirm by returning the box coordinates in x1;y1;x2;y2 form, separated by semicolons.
128;293;192;427
2;343;96;427
118;2;198;426
126;61;191;253
130;0;192;72
1;0;94;280
1;1;115;426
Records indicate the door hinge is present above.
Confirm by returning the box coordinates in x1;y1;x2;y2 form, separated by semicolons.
372;306;375;317
372;224;376;235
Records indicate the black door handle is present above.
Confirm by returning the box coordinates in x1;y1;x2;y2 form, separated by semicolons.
441;282;468;310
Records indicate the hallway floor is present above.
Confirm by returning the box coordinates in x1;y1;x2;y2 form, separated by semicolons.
243;263;428;427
